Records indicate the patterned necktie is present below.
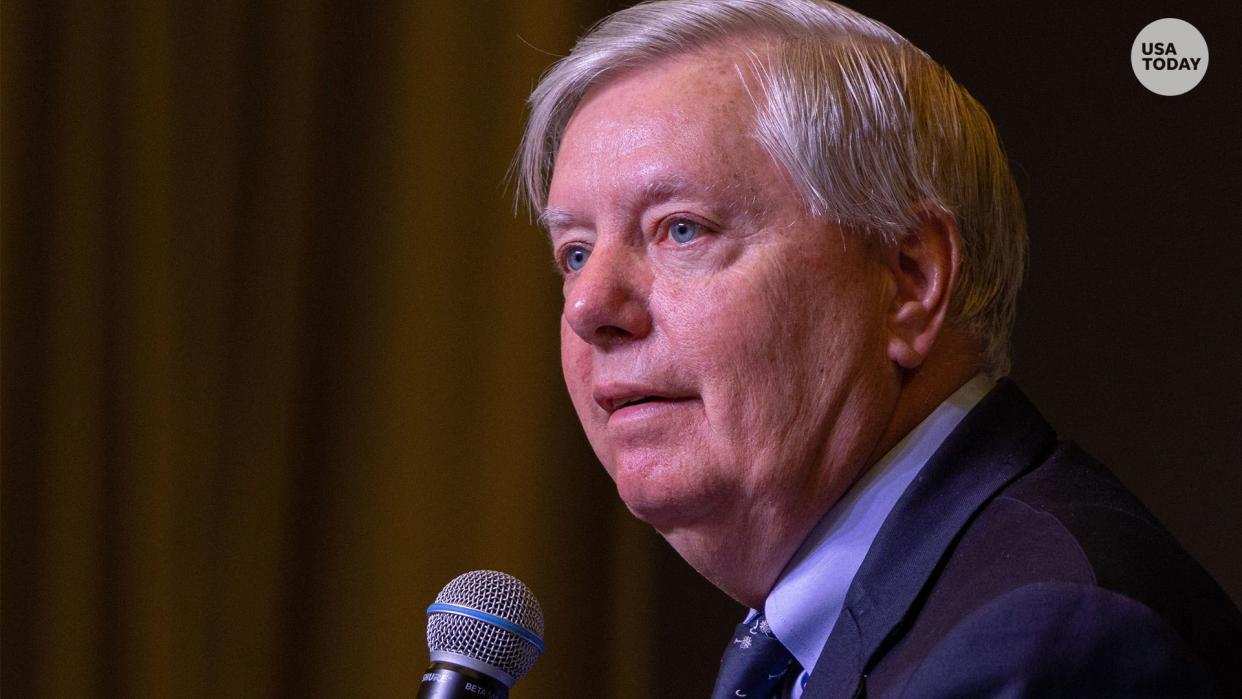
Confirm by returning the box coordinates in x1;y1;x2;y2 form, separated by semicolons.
710;614;800;699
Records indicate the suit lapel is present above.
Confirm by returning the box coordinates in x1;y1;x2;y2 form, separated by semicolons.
804;380;1057;698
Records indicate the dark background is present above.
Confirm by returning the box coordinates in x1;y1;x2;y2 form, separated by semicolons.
4;1;1239;696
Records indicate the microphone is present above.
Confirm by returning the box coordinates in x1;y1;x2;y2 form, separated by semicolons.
417;570;545;698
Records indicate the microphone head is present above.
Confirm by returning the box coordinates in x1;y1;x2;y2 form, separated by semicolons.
426;570;545;687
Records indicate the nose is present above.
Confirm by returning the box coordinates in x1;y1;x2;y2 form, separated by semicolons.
563;243;652;347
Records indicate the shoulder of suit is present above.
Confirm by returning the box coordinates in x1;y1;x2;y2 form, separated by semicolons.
906;441;1242;696
894;581;1221;697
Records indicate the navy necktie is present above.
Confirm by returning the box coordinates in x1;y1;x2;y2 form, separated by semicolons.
710;614;799;699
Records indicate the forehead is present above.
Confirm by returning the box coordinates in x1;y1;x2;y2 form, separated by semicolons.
546;50;790;219
577;49;754;122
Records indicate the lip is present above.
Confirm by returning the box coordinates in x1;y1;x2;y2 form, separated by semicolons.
608;396;697;424
593;382;696;416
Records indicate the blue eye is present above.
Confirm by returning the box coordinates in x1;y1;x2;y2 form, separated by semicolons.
669;219;699;244
565;246;590;272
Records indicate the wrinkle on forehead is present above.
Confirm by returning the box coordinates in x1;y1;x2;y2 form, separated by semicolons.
546;46;796;231
566;46;759;143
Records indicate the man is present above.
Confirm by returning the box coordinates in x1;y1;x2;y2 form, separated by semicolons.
516;0;1242;696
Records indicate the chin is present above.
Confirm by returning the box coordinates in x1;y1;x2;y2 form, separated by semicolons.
611;457;726;531
618;491;702;529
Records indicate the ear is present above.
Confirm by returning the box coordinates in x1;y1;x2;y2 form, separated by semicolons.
883;205;962;369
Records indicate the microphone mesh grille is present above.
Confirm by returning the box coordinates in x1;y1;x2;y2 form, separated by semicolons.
426;570;544;682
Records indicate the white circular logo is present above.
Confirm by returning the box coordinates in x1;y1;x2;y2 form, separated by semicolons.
1132;18;1209;96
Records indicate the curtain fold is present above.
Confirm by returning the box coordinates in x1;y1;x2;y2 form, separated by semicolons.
3;2;739;696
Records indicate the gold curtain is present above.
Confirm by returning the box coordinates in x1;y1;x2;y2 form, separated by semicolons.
2;1;738;696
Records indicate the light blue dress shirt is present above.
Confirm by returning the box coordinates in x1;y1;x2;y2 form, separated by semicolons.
754;374;995;698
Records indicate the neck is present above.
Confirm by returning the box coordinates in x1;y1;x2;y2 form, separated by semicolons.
867;332;983;471
664;333;984;609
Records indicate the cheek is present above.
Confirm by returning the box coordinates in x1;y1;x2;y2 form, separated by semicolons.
686;265;819;367
665;259;881;437
560;318;594;407
657;273;802;423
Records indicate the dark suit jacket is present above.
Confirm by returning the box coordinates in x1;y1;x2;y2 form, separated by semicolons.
803;380;1242;698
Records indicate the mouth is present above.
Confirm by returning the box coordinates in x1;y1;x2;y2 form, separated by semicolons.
612;395;667;411
594;386;694;416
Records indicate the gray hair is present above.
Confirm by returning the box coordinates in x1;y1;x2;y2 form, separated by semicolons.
516;0;1027;375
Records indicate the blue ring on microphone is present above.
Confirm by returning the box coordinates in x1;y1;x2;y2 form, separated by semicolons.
427;603;546;652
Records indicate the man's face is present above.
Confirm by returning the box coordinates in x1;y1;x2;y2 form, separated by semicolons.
545;51;896;550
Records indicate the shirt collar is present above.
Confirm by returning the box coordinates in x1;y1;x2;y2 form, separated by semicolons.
760;374;995;674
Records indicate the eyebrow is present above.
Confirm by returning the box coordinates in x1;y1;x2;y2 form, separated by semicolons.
638;174;695;205
539;174;714;235
538;207;575;233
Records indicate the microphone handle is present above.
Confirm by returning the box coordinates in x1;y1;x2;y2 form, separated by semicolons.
417;661;509;699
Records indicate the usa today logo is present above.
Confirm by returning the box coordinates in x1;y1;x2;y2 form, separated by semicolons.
1131;18;1209;96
